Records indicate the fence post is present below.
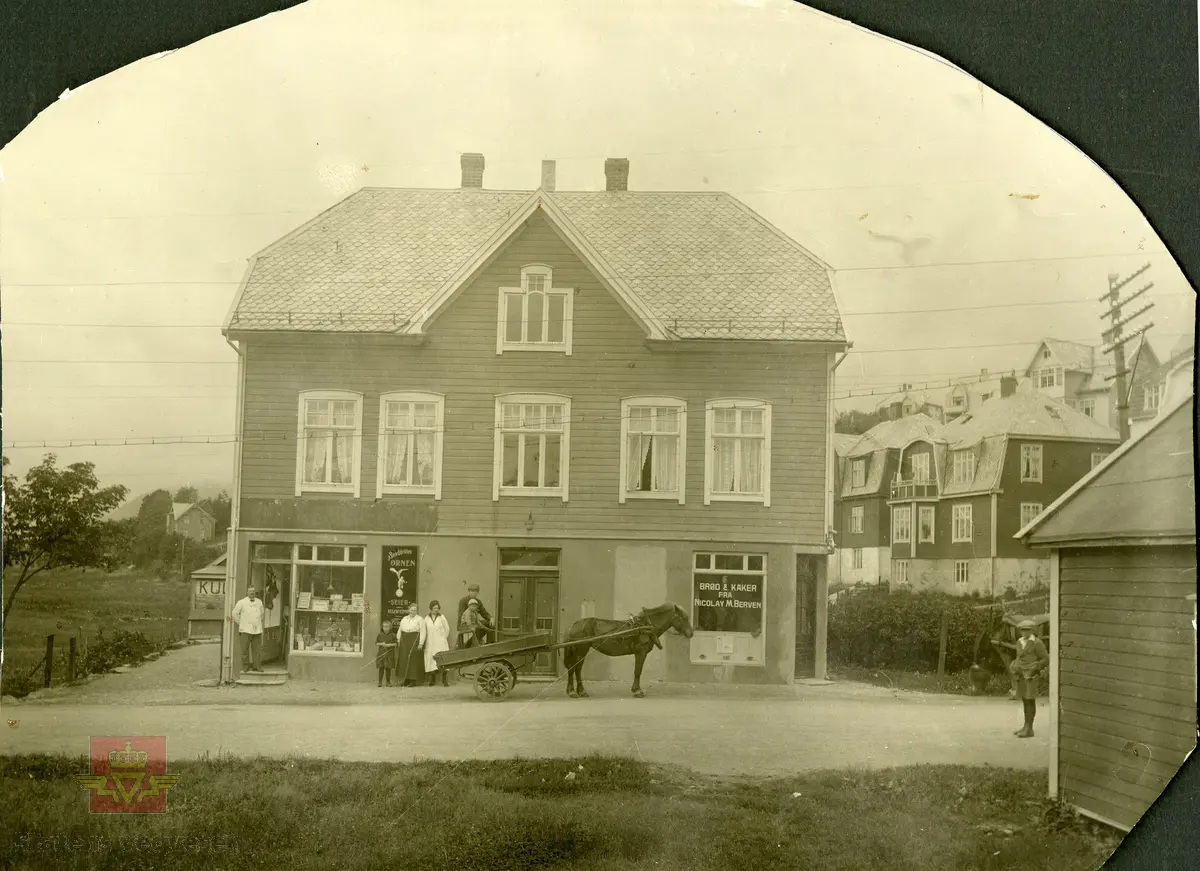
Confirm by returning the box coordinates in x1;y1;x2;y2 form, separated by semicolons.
69;637;78;683
44;635;55;687
937;609;949;683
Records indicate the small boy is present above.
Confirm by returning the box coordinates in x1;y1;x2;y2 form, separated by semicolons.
375;620;398;687
1009;619;1049;738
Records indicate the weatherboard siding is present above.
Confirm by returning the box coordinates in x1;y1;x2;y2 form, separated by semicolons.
1057;545;1197;831
237;212;831;543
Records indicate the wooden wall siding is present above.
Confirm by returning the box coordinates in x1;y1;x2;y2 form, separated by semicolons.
240;497;438;533
1058;545;1197;831
839;496;884;549
995;438;1115;559
238;212;830;543
893;493;991;560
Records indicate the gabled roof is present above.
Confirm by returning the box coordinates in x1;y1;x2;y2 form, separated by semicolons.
1018;395;1196;545
1027;338;1096;375
875;389;942;412
935;392;1119;449
225;187;845;344
172;502;214;522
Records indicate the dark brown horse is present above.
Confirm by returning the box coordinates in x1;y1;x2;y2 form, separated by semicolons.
562;602;693;698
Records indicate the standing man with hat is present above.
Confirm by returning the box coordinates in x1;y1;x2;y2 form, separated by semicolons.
1009;618;1049;738
455;584;492;647
232;585;266;673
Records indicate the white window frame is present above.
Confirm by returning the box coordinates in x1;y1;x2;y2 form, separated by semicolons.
851;459;866;488
295;390;363;497
950;393;966;408
1020;443;1043;483
954;560;970;586
918;505;935;543
619;397;687;504
1090;452;1108;470
1020;502;1043;529
289;543;368;658
492;393;571;501
376;392;444;500
850;505;864;535
951;450;976;485
892;505;912;543
496;264;573;355
704;399;772;507
1144;383;1163;410
952;503;973;543
911;453;931;482
690;552;767;667
1037;366;1063;389
893;559;909;585
1074;398;1095;418
852;548;863;570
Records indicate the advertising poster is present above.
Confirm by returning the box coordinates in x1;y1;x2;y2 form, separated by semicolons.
382;545;420;622
693;572;764;634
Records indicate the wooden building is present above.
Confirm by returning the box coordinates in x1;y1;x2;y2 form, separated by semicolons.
168;502;216;542
218;154;847;686
1017;394;1197;832
188;553;226;639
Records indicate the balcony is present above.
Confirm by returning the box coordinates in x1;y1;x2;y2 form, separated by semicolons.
890;478;939;500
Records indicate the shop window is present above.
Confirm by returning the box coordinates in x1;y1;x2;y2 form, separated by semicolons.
292;545;367;656
691;552;766;666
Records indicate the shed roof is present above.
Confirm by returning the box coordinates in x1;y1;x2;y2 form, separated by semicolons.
190;553;227;579
1018;396;1196;545
226;187;845;343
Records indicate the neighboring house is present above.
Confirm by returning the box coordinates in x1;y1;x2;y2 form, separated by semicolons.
1129;335;1195;439
943;370;1031;422
219;153;847;685
167;502;216;542
886;377;1120;595
1017;394;1196;833
1024;336;1159;432
875;386;943;423
832;414;940;587
189;553;227;640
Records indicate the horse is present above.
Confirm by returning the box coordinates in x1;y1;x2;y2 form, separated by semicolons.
562;602;693;699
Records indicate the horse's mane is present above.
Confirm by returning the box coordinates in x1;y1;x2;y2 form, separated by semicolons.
639;602;680;618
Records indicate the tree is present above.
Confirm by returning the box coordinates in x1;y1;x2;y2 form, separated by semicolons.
2;455;128;630
132;490;173;568
199;490;232;537
173;486;199;503
836;409;887;435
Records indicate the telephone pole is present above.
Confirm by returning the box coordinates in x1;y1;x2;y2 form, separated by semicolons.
1100;264;1155;442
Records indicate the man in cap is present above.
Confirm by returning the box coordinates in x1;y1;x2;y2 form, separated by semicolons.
1008;618;1049;738
455;584;492;647
232;585;266;673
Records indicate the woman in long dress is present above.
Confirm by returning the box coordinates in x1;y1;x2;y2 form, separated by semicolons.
424;600;451;686
395;603;427;687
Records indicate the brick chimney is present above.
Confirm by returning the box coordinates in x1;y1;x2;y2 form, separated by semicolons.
1000;374;1018;398
541;160;556;192
460;153;485;188
604;157;629;191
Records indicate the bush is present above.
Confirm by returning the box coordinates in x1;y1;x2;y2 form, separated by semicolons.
83;628;170;675
828;588;998;673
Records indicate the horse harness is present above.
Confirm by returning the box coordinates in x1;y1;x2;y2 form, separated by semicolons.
622;613;663;650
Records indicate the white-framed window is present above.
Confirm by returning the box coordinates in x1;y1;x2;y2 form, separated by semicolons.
1144;383;1163;411
918;505;935;543
950;393;966;408
296;390;363;497
952;503;973;543
1020;502;1043;528
892;506;912;543
951;450;976;485
852;548;863;570
497;264;573;355
850;505;864;535
691;552;766;666
851;459;866;488
493;394;571;500
275;542;369;657
954;560;970;586
1042;348;1052;360
1020;444;1043;482
377;392;443;499
1073;398;1095;418
619;397;686;504
704;399;772;506
911;453;931;482
1091;452;1109;470
893;559;909;585
1036;366;1063;389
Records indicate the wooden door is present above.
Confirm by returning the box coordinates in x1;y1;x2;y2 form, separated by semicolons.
498;575;558;674
794;555;818;678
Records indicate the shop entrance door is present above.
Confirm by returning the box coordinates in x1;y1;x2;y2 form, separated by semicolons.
497;549;560;675
794;555;818;679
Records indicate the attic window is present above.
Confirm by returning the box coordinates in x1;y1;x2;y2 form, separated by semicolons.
497;265;574;355
1042;348;1052;359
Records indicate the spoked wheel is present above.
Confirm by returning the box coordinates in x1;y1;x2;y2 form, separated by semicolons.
474;661;516;701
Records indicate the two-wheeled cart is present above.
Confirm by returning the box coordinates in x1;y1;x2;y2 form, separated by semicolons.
435;622;657;701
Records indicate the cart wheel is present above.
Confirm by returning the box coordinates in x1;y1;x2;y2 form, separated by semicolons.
475;661;515;701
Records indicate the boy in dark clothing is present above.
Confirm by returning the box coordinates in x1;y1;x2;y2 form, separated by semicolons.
375;620;397;687
1010;619;1049;738
455;584;492;647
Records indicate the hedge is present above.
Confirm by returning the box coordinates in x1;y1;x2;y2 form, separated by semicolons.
828;587;999;673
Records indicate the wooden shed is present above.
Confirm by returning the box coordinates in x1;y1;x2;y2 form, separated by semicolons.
1017;394;1196;831
189;553;227;640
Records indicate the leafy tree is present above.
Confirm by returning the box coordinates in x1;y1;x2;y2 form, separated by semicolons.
198;490;232;537
835;409;887;435
132;490;173;567
173;486;199;503
2;455;128;630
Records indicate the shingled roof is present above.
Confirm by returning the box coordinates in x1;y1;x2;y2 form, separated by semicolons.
224;187;845;343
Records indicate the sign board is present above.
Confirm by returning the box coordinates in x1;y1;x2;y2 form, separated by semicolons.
693;573;764;634
382;545;420;622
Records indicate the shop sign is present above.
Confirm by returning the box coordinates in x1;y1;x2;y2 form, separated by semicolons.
693;573;764;634
382;545;420;622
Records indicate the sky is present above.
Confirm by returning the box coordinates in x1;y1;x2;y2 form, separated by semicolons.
1;0;1194;496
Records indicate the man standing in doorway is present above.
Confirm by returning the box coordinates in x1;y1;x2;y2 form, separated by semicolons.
456;584;492;647
232;585;266;673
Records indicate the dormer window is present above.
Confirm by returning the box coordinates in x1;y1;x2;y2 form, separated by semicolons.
497;265;573;355
951;449;975;485
851;458;866;488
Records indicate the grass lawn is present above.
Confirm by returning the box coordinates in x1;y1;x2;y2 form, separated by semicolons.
2;568;189;691
1;755;1120;871
832;663;1014;697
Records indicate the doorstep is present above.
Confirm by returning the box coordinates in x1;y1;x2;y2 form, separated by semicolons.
235;665;288;687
